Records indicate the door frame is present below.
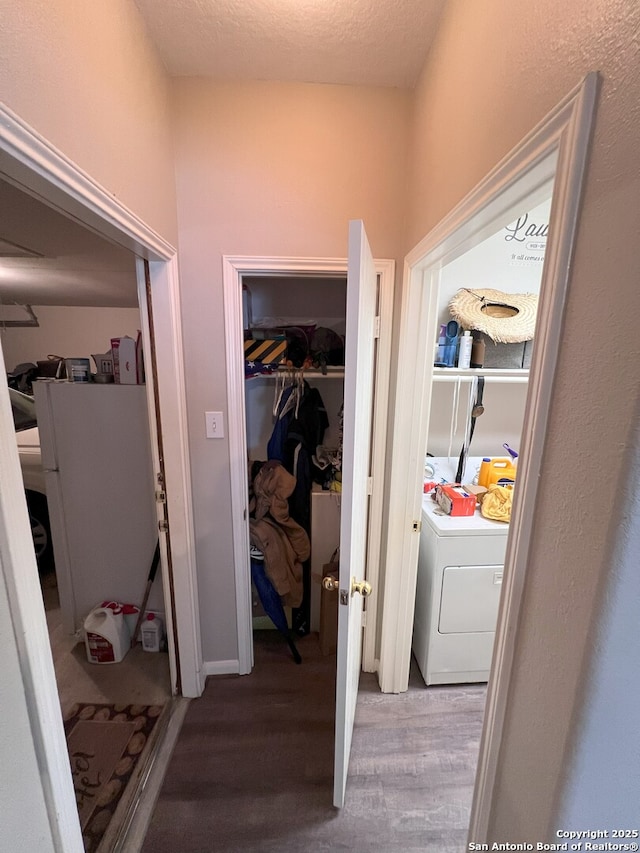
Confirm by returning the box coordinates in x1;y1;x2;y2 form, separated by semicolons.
222;254;394;675
377;72;598;829
0;104;202;849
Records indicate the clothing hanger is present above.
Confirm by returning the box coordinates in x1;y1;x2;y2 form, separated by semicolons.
294;368;305;418
275;366;299;421
273;368;286;417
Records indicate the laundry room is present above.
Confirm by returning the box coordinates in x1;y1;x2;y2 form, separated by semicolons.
411;195;552;688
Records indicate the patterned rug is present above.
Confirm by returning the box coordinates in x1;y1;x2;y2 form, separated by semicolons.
64;702;164;852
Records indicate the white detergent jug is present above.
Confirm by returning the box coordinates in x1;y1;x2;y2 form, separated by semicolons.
141;612;164;653
84;604;130;664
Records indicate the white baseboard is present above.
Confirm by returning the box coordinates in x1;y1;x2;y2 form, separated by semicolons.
202;659;240;676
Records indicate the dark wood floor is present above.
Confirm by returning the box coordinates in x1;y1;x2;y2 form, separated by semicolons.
142;631;485;853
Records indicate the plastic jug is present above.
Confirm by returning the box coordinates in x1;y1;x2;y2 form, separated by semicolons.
84;604;130;664
119;603;140;639
141;613;164;653
478;457;517;488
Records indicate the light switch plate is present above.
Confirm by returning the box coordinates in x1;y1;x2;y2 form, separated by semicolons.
205;411;224;438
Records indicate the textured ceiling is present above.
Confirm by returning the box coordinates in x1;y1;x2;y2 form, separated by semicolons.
133;0;447;88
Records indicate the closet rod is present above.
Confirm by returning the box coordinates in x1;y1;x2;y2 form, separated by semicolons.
433;375;528;384
247;367;345;380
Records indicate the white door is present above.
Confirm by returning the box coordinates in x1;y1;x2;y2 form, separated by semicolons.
333;219;378;807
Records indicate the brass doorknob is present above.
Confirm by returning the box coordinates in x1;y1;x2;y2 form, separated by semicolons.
322;576;339;592
351;578;372;597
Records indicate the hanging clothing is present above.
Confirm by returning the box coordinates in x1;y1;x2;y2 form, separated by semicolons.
265;376;329;636
251;461;309;549
266;383;296;463
249;462;310;607
269;380;328;529
250;519;304;608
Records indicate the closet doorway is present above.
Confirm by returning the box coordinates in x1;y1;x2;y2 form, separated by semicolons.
222;252;394;678
243;272;347;653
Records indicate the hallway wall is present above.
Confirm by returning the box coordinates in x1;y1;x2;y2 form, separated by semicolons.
170;79;411;661
0;0;178;245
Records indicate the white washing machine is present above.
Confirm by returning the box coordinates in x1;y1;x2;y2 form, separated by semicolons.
413;457;509;686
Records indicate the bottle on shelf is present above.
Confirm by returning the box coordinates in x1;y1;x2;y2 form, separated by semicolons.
435;324;447;365
457;330;473;368
471;333;485;369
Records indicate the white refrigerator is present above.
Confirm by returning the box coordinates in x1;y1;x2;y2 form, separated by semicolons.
34;381;162;635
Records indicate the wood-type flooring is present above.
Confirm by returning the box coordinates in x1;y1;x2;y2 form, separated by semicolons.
142;630;486;853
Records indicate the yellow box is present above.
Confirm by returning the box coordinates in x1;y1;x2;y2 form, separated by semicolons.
244;338;287;364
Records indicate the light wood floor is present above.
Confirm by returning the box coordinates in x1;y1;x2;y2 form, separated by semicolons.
142;630;486;853
41;571;172;718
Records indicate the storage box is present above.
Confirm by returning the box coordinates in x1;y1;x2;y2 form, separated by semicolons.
111;336;137;384
434;483;477;517
319;561;339;656
244;336;287;365
37;356;65;378
462;483;488;504
480;334;534;369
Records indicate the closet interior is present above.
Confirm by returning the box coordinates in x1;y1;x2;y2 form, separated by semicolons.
243;274;347;659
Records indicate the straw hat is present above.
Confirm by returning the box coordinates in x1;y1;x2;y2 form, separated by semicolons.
449;288;538;343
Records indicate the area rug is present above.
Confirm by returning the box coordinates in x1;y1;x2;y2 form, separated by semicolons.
64;702;164;852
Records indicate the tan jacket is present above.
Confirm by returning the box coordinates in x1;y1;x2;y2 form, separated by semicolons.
249;463;310;606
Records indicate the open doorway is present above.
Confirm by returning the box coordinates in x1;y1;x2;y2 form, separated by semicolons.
0;174;175;848
378;74;597;838
223;231;396;809
242;273;348;664
0;104;201;851
412;191;553;687
222;254;394;679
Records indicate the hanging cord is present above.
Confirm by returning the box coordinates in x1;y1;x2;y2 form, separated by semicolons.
455;376;485;482
455;377;475;483
447;377;461;462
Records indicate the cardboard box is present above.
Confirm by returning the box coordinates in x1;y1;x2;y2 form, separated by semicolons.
319;563;339;656
111;336;137;384
434;483;477;516
462;483;488;504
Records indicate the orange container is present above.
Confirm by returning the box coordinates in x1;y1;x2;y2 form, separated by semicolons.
478;457;517;488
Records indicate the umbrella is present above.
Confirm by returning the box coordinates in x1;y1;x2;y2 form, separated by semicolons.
250;552;301;664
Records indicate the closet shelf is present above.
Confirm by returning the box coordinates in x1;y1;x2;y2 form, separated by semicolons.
432;367;529;384
248;365;345;380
